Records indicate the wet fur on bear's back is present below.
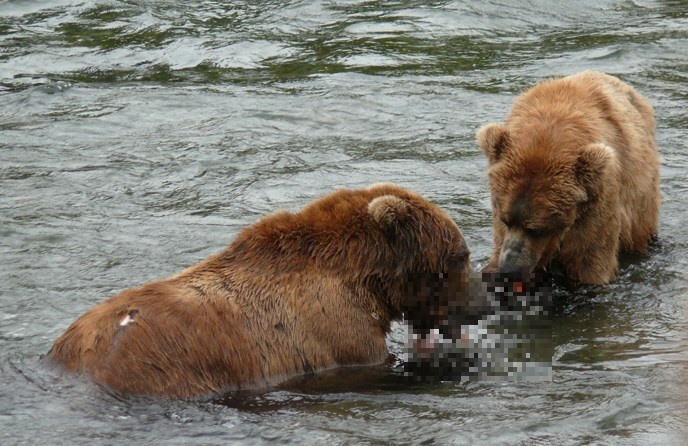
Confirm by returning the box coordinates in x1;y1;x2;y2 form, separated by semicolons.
49;183;471;398
477;71;659;284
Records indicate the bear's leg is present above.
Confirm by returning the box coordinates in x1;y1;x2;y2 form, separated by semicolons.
562;236;620;285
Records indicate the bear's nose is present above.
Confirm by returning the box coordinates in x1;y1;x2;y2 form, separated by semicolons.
498;261;531;275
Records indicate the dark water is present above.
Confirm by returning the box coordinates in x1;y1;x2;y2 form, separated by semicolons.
2;0;688;444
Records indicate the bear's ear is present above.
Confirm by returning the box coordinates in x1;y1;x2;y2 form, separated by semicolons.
575;143;617;203
476;123;510;164
368;195;412;234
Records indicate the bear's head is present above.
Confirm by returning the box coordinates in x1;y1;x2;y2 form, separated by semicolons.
476;123;618;276
247;183;481;336
362;183;475;335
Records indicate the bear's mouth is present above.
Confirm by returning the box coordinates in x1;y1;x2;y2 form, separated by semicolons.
483;270;551;312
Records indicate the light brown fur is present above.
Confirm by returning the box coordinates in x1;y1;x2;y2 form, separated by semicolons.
477;71;659;285
49;183;471;398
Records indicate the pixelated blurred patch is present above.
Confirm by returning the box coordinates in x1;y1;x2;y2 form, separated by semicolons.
404;272;553;382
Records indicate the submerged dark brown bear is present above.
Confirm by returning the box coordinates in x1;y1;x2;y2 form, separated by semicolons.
49;183;477;398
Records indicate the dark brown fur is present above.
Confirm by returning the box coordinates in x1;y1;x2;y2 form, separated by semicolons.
49;183;471;398
477;71;660;284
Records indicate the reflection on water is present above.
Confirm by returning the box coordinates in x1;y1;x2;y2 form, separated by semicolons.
1;0;688;444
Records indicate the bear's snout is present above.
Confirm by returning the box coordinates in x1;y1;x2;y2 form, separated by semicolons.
498;233;536;275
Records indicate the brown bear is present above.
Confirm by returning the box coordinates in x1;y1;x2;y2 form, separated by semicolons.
477;70;660;285
49;183;476;398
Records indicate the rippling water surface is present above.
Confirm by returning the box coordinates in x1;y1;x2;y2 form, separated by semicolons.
2;1;688;444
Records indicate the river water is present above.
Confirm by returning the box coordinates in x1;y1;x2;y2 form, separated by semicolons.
1;1;687;444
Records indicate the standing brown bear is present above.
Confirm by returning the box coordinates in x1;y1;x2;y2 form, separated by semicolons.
477;70;660;285
49;183;475;398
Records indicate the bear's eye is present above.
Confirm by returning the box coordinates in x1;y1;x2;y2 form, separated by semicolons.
500;217;513;228
525;227;547;238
